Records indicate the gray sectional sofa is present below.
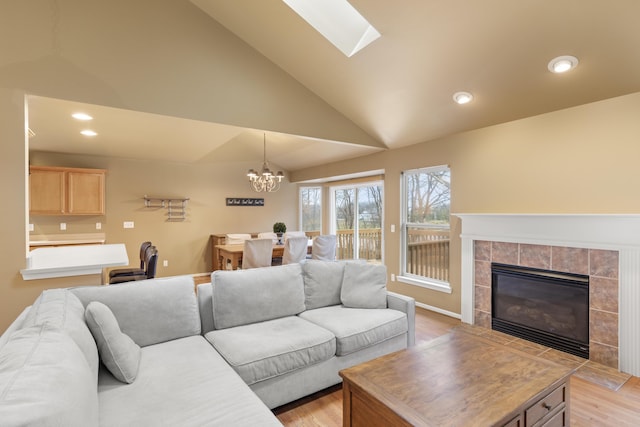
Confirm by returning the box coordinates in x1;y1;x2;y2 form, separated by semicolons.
0;260;415;426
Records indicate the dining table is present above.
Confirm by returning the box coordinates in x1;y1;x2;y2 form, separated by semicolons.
215;241;311;270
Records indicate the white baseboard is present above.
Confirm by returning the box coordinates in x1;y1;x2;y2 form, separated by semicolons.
415;302;462;320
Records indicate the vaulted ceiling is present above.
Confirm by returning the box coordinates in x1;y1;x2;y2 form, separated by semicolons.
28;0;640;172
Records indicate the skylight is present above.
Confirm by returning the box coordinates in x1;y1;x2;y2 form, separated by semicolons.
282;0;380;57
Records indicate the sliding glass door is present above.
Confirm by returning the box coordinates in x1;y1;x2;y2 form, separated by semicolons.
330;182;383;263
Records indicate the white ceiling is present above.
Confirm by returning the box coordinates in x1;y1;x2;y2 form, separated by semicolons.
28;0;640;171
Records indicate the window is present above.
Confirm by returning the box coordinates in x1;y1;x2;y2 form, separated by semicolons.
299;186;322;234
330;182;383;263
400;166;451;293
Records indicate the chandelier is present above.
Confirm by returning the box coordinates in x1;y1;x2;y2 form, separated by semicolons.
247;134;284;193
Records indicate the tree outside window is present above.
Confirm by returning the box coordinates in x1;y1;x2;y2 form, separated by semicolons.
401;166;451;289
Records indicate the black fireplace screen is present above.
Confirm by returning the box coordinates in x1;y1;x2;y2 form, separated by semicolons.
491;263;589;358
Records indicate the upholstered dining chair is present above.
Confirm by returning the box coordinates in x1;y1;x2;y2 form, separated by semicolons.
258;232;278;244
242;239;273;269
283;231;306;241
312;234;337;261
282;236;309;265
226;233;252;245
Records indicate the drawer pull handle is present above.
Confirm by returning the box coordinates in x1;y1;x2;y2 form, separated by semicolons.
542;402;552;411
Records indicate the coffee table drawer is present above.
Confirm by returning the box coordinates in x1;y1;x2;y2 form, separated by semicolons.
526;385;566;426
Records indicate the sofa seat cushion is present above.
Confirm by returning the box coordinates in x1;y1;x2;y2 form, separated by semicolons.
98;335;281;427
205;316;336;386
0;323;98;427
299;305;408;356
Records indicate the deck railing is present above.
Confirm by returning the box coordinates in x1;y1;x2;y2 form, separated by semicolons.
305;228;450;281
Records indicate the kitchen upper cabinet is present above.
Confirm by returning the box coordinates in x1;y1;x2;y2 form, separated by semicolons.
29;166;106;215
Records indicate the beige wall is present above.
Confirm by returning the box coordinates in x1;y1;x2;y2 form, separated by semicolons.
293;91;640;315
29;151;298;276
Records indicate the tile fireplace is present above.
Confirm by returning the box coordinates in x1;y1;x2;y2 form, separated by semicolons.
456;214;640;376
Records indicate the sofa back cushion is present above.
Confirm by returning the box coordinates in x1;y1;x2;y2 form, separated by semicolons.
341;262;388;309
0;323;99;427
71;275;201;347
302;260;345;310
21;289;99;378
212;263;305;329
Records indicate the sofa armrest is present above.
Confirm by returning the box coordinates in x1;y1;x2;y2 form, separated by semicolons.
387;291;415;346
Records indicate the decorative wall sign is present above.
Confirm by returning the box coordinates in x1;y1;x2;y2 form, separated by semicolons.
226;197;264;206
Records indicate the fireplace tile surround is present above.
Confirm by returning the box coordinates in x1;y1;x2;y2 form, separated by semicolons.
456;214;640;377
473;240;619;368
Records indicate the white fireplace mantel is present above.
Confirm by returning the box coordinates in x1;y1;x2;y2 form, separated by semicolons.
453;213;640;376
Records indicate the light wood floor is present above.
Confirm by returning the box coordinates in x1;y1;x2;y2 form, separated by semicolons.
274;307;640;426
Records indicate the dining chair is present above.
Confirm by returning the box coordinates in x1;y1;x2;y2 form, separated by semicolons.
283;231;306;241
258;232;278;244
226;233;252;245
242;239;273;269
282;236;309;265
108;241;152;281
312;234;337;261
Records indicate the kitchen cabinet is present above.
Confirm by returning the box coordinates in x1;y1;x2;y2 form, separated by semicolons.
29;166;106;215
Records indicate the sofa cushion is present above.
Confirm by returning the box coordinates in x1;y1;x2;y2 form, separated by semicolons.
85;301;141;384
21;289;99;378
212;264;306;329
205;316;336;385
71;275;201;347
341;262;388;309
302;260;345;309
0;323;99;427
299;305;408;356
97;336;281;427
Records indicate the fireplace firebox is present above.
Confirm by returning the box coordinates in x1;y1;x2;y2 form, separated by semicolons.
491;263;589;359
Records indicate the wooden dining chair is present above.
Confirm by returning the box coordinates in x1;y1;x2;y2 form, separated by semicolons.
283;236;309;265
242;239;273;269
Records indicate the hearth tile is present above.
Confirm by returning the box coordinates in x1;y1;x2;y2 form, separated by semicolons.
590;309;618;347
574;361;630;391
551;246;589;275
491;242;519;265
590;276;619;313
483;329;516;345
540;348;588;370
519;244;551;269
590;249;619;279
474;284;490;312
474;260;491;286
474;240;491;261
474;310;491;329
508;338;548;356
589;341;619;369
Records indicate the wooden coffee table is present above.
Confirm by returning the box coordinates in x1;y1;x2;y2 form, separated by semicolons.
340;331;575;427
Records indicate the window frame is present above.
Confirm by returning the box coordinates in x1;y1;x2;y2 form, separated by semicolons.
399;165;452;293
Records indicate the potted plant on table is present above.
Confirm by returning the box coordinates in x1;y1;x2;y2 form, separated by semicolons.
273;222;286;245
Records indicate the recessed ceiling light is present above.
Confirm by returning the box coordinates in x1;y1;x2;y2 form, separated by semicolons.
453;91;473;105
72;112;93;121
548;55;579;73
80;130;97;137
